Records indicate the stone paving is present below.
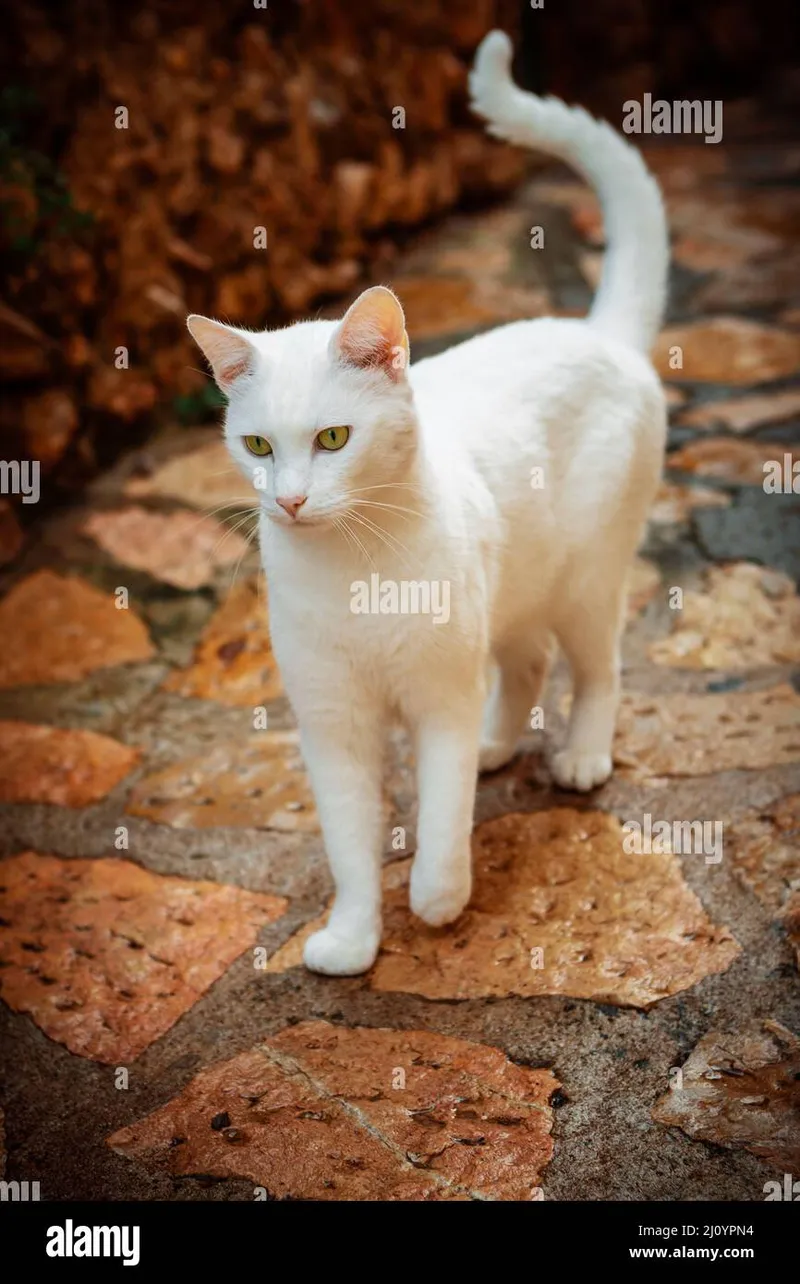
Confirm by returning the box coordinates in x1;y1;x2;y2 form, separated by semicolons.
1;138;799;1201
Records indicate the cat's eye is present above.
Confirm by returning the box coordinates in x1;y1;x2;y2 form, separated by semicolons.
244;435;272;456
316;425;350;452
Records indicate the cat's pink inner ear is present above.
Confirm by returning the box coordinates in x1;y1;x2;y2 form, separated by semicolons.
332;286;409;381
186;315;254;389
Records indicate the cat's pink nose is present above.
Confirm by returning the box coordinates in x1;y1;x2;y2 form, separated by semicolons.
276;494;307;519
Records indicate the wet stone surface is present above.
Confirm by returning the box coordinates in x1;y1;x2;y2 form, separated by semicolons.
0;139;798;1202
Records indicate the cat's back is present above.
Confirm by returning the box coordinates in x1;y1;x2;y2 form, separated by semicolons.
410;315;664;502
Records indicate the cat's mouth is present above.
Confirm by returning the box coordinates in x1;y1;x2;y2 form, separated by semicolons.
267;507;327;529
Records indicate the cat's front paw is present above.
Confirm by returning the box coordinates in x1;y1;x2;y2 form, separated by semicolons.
303;926;379;976
551;749;612;792
410;861;472;927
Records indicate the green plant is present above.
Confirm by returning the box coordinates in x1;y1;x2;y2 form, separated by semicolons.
172;382;228;424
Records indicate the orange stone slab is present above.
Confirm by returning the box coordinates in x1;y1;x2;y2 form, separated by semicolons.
615;685;800;778
163;577;281;706
82;506;250;590
652;1022;800;1172
0;852;287;1063
654;318;800;384
0;571;154;688
671;231;775;274
126;731;317;832
0;721;139;806
668;437;789;486
107;1020;558;1200
677;389;800;435
649;481;731;525
391;276;509;341
125;439;253;511
649;563;800;670
268;810;739;1007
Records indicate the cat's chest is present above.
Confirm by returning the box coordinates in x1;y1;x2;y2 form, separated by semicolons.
269;571;453;650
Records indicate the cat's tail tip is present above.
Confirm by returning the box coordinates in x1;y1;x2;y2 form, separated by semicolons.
469;31;515;122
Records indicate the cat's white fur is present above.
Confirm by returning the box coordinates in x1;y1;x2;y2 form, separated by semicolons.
187;31;669;975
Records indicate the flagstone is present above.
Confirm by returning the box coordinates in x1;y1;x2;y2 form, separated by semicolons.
614;685;800;778
267;809;739;1007
654;318;800;385
652;1021;800;1171
648;563;800;670
0;721;139;806
677;389;800;435
0;851;287;1063
668;437;789;486
0;571;154;688
696;251;800;311
649;481;731;525
163;577;281;706
672;230;778;274
387;276;502;341
125;439;253;512
126;731;317;832
82;506;250;590
107;1019;559;1200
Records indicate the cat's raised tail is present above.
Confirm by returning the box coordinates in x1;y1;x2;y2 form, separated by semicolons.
469;30;668;353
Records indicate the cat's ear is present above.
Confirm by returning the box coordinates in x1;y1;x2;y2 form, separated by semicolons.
330;286;409;382
186;315;256;390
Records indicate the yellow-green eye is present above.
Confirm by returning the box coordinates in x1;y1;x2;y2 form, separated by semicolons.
316;425;350;452
244;435;272;457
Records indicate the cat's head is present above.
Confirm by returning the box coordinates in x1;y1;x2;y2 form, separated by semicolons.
187;286;417;527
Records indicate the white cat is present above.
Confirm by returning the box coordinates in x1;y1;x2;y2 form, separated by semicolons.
187;30;669;976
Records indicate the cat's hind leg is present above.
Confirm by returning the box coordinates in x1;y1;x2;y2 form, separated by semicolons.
478;637;551;772
410;684;485;926
551;576;626;792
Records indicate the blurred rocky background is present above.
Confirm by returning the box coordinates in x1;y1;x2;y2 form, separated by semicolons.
0;0;524;513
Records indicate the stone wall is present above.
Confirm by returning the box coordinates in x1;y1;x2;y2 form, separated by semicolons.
0;0;524;504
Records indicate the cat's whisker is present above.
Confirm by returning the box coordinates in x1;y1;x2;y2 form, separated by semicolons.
347;503;415;553
211;509;261;561
345;507;416;572
200;498;260;512
205;465;250;479
348;498;422;522
187;499;260;531
226;538;253;594
339;513;376;570
345;482;426;502
215;507;258;590
346;480;424;492
332;514;360;562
